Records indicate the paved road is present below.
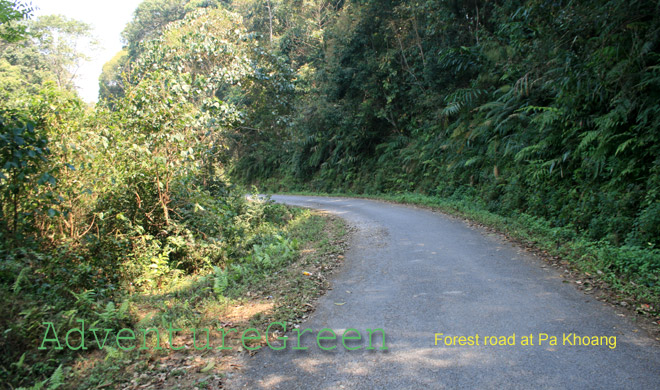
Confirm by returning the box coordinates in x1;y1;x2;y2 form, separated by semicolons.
227;195;660;389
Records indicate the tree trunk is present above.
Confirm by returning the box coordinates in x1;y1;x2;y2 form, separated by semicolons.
266;0;273;43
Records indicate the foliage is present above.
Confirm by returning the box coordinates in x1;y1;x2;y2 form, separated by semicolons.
28;15;99;91
0;119;55;249
0;0;32;43
238;0;660;252
0;13;97;107
121;0;222;56
229;0;660;323
1;2;295;388
97;50;128;104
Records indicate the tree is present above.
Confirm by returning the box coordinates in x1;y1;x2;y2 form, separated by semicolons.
0;0;32;43
98;49;128;104
121;0;192;55
29;14;98;91
0;14;98;102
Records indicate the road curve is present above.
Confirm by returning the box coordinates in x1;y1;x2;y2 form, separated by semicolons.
227;195;660;389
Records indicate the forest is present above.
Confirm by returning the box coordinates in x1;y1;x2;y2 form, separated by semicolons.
1;0;659;388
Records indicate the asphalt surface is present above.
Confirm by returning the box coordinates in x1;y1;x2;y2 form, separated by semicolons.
227;195;660;389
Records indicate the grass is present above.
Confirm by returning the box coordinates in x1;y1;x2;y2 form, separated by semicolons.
60;207;348;389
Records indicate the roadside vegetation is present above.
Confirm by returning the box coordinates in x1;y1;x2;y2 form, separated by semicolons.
0;1;343;388
228;0;660;321
69;209;348;390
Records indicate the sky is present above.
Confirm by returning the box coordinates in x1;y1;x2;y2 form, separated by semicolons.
31;0;144;102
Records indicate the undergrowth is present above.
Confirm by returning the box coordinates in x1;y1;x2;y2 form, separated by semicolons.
0;195;330;389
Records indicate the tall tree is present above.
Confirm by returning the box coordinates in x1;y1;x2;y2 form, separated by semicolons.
29;14;98;91
0;0;32;43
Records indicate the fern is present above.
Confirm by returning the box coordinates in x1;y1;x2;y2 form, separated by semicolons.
577;130;601;152
212;266;228;295
464;156;482;167
16;365;63;390
441;102;462;117
12;267;30;294
10;352;26;370
615;138;636;156
47;365;64;390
